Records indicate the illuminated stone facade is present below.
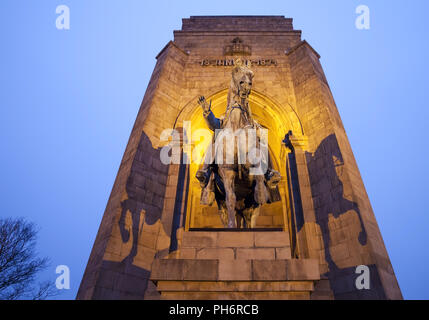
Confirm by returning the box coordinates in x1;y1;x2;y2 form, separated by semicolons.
77;16;402;300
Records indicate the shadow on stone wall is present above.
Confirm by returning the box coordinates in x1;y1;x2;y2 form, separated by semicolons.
305;134;386;299
96;131;171;299
119;132;169;263
169;151;189;252
306;134;367;270
286;151;303;258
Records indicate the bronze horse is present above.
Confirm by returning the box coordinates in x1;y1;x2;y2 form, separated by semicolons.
196;59;281;228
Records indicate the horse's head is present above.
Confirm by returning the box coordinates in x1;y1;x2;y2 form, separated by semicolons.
228;58;254;103
312;134;344;179
312;134;343;164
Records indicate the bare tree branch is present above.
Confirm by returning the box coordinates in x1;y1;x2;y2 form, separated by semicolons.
0;218;57;300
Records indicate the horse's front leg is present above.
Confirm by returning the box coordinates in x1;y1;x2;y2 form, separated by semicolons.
219;168;237;228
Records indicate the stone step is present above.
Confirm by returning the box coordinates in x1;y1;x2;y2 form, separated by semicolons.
180;231;291;249
151;259;320;282
157;280;314;292
311;279;335;300
179;246;291;260
151;258;320;300
159;291;311;300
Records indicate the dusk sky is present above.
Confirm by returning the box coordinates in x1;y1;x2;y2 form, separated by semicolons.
1;0;428;299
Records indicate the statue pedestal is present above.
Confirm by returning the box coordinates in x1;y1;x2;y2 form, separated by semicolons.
150;231;325;300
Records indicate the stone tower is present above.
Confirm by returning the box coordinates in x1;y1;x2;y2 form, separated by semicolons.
77;16;402;300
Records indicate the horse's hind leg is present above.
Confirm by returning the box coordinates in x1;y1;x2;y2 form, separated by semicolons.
254;175;268;205
218;203;228;227
250;207;260;229
351;201;367;245
118;200;130;242
219;167;237;228
236;212;244;228
319;218;338;271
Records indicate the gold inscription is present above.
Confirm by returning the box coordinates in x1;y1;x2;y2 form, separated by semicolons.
200;59;277;67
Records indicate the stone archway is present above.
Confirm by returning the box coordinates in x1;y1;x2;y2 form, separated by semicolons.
174;89;304;230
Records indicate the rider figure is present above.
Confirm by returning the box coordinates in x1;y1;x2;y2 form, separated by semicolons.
196;59;279;197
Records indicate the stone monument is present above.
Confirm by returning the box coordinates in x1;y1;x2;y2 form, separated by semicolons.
77;16;402;300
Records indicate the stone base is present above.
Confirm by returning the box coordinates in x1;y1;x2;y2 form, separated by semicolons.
151;258;320;300
150;231;325;300
156;280;316;300
177;230;292;260
310;279;335;300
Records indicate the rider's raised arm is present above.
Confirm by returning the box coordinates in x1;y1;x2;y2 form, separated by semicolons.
203;109;221;131
198;96;221;131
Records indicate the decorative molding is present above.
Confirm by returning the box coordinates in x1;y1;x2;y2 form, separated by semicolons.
224;37;252;56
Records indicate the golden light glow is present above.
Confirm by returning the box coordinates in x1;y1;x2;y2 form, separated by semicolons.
175;89;302;229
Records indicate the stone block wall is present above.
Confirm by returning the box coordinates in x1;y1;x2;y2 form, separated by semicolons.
177;231;291;260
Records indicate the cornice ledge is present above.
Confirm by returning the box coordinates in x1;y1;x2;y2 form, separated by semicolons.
285;40;321;59
156;41;189;60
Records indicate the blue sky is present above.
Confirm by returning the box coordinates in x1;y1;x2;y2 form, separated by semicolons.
0;0;428;300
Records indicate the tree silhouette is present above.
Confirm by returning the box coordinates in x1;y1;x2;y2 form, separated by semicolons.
0;218;57;300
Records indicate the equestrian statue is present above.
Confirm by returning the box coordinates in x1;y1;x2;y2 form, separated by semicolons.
196;59;281;229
